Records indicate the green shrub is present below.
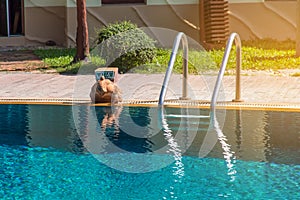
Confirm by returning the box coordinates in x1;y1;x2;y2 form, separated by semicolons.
95;20;156;73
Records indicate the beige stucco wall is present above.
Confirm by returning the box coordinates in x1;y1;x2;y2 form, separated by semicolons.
0;1;67;47
25;6;66;46
0;1;200;48
0;1;298;48
229;2;297;40
65;4;200;47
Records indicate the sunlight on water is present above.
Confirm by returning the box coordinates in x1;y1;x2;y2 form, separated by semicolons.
211;116;237;182
0;145;299;199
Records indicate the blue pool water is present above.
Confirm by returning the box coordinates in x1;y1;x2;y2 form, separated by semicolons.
0;104;299;199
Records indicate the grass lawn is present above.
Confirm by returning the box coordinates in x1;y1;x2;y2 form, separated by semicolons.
34;39;300;75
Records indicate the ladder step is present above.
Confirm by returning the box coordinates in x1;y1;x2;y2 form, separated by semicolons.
167;120;210;125
169;127;208;132
164;114;210;119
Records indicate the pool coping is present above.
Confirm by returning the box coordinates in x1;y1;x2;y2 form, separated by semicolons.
1;97;300;112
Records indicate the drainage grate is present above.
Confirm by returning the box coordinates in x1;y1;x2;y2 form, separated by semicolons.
123;99;300;111
0;97;91;105
0;98;300;111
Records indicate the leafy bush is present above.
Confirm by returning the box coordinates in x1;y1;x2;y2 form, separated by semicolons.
95;20;156;73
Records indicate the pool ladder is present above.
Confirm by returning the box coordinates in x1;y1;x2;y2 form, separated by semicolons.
158;32;242;116
158;33;240;171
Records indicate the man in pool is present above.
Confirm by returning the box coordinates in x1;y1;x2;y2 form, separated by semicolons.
90;76;122;104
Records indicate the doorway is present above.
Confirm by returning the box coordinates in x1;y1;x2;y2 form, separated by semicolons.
0;0;24;37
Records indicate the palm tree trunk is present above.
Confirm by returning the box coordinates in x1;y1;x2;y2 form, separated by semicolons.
74;0;90;62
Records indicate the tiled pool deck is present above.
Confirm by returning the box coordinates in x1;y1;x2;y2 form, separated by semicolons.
0;72;299;109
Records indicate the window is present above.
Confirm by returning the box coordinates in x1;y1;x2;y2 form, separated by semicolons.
0;0;24;37
102;0;145;4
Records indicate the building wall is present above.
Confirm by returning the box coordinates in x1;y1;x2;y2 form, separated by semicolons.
66;2;200;47
25;6;66;46
0;0;67;47
229;1;297;40
0;0;298;48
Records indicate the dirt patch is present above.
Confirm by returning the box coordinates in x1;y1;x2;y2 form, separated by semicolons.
0;50;49;72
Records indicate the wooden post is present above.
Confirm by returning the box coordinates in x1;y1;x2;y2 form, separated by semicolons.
199;0;205;45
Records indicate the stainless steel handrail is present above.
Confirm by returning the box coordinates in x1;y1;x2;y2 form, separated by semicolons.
210;32;242;113
6;0;10;37
158;32;189;105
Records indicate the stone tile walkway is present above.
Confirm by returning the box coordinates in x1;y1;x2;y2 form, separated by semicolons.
0;72;299;105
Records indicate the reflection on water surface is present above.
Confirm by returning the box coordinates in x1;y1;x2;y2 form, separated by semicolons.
0;104;299;164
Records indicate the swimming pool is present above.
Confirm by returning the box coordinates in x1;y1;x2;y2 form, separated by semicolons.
0;104;299;199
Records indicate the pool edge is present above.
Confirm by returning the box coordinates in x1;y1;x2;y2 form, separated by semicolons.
1;97;300;112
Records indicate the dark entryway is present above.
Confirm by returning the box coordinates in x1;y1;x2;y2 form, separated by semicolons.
0;0;24;37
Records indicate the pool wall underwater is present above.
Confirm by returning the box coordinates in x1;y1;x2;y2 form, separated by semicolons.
0;104;299;199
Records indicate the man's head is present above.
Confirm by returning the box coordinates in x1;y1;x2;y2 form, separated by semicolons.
98;76;115;93
90;76;122;103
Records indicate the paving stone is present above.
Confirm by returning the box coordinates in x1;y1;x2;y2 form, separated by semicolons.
0;73;299;104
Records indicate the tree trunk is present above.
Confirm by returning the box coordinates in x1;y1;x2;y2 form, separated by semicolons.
74;0;90;62
297;0;300;56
